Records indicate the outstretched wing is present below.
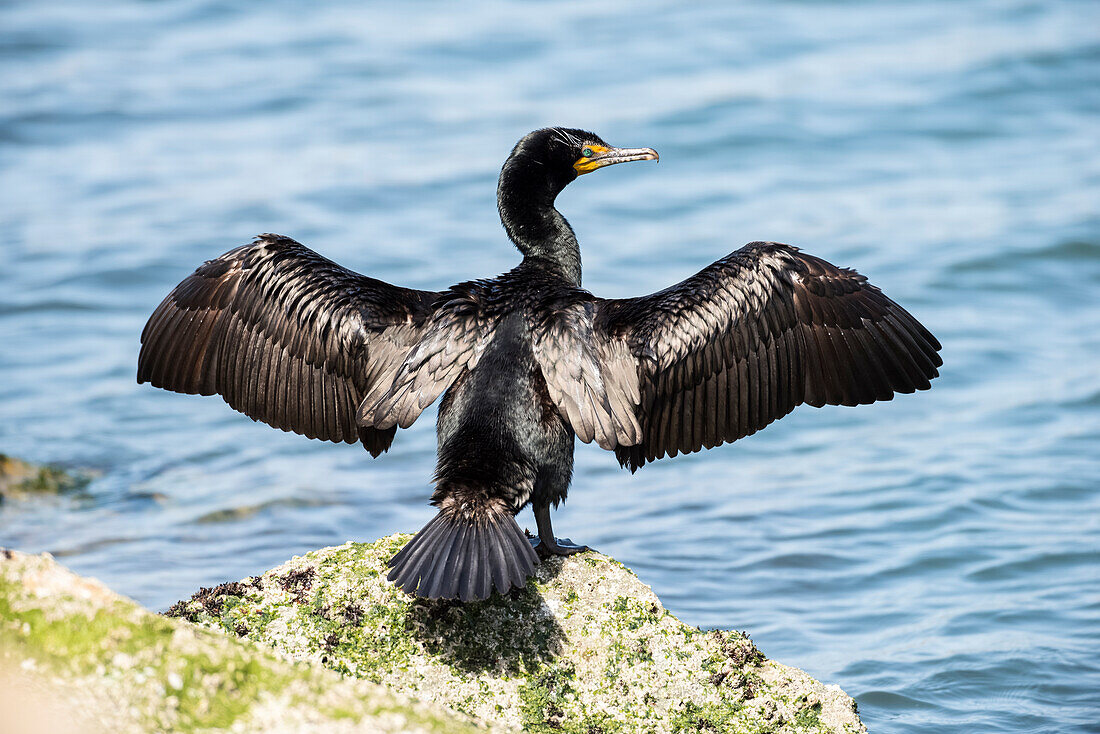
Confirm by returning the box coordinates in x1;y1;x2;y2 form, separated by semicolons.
533;242;942;470
529;299;643;450
357;284;498;431
137;234;440;455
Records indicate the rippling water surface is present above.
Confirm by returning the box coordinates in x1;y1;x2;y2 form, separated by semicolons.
2;1;1099;731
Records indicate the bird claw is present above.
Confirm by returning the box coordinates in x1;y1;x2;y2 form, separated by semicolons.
528;535;591;557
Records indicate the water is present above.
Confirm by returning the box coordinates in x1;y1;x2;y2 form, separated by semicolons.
2;0;1098;730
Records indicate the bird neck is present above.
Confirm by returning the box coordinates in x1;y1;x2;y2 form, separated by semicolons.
497;161;582;286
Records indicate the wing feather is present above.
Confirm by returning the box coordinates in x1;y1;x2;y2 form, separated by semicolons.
580;241;942;471
528;300;643;450
138;234;438;454
357;286;497;431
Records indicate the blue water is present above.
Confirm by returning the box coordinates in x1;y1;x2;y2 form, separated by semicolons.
2;0;1098;731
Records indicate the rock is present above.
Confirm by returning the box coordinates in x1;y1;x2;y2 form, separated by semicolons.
0;454;90;502
0;547;494;733
170;536;867;733
1;535;865;733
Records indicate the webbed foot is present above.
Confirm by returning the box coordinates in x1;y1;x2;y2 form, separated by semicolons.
529;502;592;560
528;535;590;557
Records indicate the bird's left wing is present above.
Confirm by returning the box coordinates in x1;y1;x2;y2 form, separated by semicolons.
533;242;941;470
357;283;499;431
138;234;440;455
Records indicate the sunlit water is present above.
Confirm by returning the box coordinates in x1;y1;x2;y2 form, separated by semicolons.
2;1;1099;731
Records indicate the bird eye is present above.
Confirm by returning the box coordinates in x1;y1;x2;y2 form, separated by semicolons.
582;147;594;158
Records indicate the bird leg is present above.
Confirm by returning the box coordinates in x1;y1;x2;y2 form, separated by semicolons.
529;503;590;557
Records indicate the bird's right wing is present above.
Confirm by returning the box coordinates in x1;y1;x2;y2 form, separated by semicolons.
137;234;440;455
530;242;941;470
596;242;943;470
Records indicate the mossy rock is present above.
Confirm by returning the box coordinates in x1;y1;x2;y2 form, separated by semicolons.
0;547;493;733
171;536;866;733
0;454;90;501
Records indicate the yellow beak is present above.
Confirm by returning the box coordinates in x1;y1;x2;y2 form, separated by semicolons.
574;146;659;175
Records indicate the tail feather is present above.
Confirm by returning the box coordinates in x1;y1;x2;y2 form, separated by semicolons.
501;520;534;571
390;515;454;593
388;508;538;601
388;512;448;570
436;521;469;601
471;537;490;601
488;530;509;593
423;522;464;598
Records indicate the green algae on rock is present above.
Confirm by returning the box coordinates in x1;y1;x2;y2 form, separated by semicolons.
170;535;867;733
0;454;90;502
0;548;494;734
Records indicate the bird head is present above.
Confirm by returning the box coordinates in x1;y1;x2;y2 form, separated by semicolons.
497;128;659;272
505;127;658;195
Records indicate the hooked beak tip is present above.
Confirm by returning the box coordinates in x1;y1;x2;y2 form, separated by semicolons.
576;146;659;175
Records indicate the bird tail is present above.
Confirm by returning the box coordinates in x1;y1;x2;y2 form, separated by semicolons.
387;505;539;602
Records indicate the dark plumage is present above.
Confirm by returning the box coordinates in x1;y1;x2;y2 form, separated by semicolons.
138;127;942;601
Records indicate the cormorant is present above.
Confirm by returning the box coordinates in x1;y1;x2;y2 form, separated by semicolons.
138;127;942;602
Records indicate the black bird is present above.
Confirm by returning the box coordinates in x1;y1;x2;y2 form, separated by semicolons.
138;127;941;601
